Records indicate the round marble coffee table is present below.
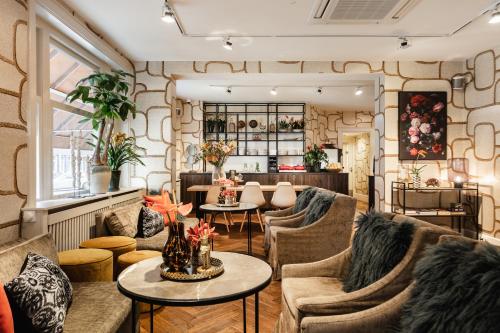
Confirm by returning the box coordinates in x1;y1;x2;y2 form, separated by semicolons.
200;203;258;255
117;251;272;333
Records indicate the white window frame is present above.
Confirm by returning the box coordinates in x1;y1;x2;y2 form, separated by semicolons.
36;18;111;200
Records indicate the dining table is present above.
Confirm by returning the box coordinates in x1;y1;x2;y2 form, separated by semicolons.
187;184;308;219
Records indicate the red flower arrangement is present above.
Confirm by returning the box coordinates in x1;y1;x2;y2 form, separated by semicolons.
186;219;219;247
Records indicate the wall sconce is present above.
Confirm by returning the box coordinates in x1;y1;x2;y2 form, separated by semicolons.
447;158;469;188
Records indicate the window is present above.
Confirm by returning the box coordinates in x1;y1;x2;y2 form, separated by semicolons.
49;43;95;197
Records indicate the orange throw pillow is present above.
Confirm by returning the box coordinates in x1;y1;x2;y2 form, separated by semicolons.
0;286;14;333
144;190;172;206
147;202;177;225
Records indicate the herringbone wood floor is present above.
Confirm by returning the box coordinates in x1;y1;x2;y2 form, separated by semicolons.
139;215;281;333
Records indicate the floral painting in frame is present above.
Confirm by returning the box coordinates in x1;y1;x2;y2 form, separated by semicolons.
398;91;447;160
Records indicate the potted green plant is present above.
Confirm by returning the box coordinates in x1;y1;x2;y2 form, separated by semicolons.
66;70;136;194
217;117;226;133
304;144;328;172
107;132;145;191
278;116;290;132
206;118;215;133
291;118;304;132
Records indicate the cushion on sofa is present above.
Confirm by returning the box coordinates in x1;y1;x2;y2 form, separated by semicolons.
105;204;142;238
139;207;165;238
342;211;415;292
4;253;73;333
292;186;318;214
299;192;336;227
0;286;14;333
63;282;131;333
400;239;500;333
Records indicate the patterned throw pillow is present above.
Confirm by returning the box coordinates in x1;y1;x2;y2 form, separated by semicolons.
140;206;165;238
4;253;73;333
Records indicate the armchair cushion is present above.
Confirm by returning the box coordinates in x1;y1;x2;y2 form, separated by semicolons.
343;212;415;292
400;239;500;333
300;192;336;227
293;187;318;214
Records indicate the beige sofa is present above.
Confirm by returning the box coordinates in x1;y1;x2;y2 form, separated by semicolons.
267;192;357;280
95;200;198;251
0;234;136;333
274;213;459;333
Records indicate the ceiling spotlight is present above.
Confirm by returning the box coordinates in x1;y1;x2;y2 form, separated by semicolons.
355;87;363;96
223;37;233;51
398;37;410;49
226;87;232;94
161;1;175;23
270;87;278;96
316;87;323;95
489;11;500;24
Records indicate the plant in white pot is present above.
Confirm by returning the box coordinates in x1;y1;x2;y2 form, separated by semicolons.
66;70;136;194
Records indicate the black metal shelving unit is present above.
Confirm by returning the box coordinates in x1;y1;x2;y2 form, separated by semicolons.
203;102;306;173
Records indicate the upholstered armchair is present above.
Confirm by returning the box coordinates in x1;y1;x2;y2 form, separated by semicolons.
275;214;459;333
268;192;357;280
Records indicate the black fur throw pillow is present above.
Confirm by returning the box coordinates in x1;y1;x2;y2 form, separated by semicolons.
293;186;318;214
400;239;500;333
299;192;336;227
343;211;415;292
4;252;73;333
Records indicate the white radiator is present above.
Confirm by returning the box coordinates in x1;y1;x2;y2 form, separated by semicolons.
23;189;143;252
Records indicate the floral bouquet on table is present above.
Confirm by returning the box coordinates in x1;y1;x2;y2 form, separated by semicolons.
186;219;219;268
196;140;236;168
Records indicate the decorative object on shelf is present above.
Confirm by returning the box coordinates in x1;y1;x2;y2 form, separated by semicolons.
185;144;199;172
269;121;276;133
252;133;262;140
291;117;304;132
162;206;192;272
196;140;236;184
249;119;258;129
217;117;226;133
304;144;328;172
326;162;342;173
449;202;464;212
278;116;290;132
398;91;447;160
228;117;236;132
409;152;427;188
425;178;440;187
66;70;136;194
447;158;469;187
186;220;219;271
255;162;261;172
206;117;216;133
238;120;246;129
104;132;145;191
259;121;266;131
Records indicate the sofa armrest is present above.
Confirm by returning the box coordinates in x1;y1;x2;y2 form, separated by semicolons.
265;206;294;217
270;215;305;228
282;248;351;279
300;285;412;333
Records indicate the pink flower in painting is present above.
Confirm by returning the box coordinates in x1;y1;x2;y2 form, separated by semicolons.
411;118;421;128
432;144;442;153
409;112;419;119
432;102;445;113
419;123;431;134
408;126;420;136
410;148;418;156
410;135;420;144
432;132;441;140
400;113;408;121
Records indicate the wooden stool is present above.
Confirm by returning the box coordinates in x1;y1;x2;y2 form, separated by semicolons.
58;249;113;282
117;250;163;313
79;236;136;279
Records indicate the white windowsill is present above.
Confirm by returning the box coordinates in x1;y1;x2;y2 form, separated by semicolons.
22;187;144;212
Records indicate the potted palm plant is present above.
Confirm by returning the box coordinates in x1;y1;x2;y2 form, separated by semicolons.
66;70;136;194
107;132;145;191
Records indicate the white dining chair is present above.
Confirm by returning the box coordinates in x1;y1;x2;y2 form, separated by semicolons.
205;185;233;232
270;182;297;209
239;182;266;232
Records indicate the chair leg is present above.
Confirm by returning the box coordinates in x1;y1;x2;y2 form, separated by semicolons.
256;208;264;232
240;211;248;232
228;212;235;225
223;212;230;232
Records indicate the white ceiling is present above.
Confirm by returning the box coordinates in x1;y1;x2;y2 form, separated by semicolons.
176;74;375;111
62;0;500;61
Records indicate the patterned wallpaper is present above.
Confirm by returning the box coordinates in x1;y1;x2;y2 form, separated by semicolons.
0;0;28;245
128;59;497;238
177;99;203;172
353;133;370;196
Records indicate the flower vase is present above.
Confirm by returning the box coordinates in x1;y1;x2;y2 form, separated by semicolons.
313;163;322;173
108;170;121;192
212;166;225;184
191;245;200;269
162;222;190;272
199;236;211;270
412;174;421;188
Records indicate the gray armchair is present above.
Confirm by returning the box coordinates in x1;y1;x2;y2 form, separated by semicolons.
267;192;357;280
274;214;459;333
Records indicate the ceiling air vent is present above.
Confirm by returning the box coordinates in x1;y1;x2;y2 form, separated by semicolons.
310;0;421;24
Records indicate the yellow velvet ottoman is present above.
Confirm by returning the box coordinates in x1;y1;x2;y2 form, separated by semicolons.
58;248;113;282
117;250;162;313
79;236;137;279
